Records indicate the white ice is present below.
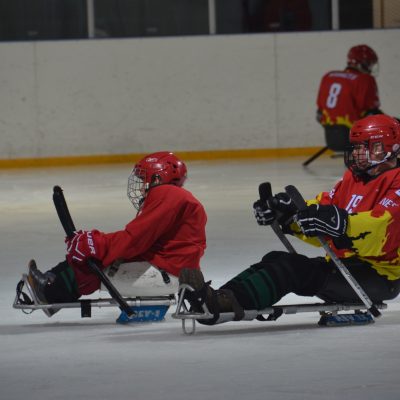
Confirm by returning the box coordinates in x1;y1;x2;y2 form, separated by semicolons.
1;156;400;400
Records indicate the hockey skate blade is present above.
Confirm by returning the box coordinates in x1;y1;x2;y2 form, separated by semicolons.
318;312;374;327
116;305;169;324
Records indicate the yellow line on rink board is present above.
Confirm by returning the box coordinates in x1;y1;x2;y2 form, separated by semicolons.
0;147;333;169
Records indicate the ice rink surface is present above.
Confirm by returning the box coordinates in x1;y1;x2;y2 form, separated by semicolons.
1;155;400;400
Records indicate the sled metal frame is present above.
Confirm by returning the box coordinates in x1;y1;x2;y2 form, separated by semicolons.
172;284;388;335
171;283;215;334
13;273;176;318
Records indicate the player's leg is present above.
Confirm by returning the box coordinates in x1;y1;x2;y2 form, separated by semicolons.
43;260;80;302
29;259;80;305
27;259;80;316
179;251;330;324
220;251;329;311
316;258;400;303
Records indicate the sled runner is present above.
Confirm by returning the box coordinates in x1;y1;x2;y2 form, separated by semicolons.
172;282;388;334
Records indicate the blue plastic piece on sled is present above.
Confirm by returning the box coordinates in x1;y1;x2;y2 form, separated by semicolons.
318;312;374;326
116;305;169;324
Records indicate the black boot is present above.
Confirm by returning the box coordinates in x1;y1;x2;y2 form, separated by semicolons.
178;268;212;312
179;268;244;324
27;260;59;317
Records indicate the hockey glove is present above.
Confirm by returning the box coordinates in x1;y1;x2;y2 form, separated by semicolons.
253;200;276;226
295;204;348;238
66;229;100;265
267;192;297;217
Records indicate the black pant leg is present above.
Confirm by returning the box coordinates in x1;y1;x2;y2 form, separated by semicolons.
43;260;80;303
220;251;330;310
317;258;400;303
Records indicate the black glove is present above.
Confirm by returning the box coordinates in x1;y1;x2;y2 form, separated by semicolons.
253;200;276;226
267;192;297;216
295;204;348;238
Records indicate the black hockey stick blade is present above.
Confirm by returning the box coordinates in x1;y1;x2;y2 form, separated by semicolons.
53;186;76;238
302;146;328;167
284;184;381;318
52;185;135;317
284;185;307;211
258;182;297;254
259;182;272;203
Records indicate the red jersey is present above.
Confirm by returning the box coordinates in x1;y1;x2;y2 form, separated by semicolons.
316;68;380;127
295;168;400;280
72;184;207;294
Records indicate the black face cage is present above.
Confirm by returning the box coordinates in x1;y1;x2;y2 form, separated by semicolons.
127;168;148;210
344;141;398;176
344;144;364;175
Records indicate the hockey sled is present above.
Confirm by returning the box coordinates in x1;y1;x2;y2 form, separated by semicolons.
172;283;387;334
13;272;177;324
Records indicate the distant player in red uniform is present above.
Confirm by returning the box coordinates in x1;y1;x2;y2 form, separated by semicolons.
317;44;381;128
303;44;383;165
181;115;400;324
27;152;207;309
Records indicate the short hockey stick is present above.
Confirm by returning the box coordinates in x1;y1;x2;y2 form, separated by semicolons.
258;182;297;254
53;186;76;236
284;184;381;318
302;146;328;167
53;186;135;317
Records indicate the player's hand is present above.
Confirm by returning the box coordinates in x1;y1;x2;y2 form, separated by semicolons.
253;200;276;226
295;204;348;238
66;230;99;265
267;192;297;216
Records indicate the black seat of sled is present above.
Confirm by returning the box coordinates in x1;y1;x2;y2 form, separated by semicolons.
324;125;350;152
303;125;350;166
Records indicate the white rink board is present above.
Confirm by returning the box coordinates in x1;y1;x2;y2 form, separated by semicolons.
0;29;399;159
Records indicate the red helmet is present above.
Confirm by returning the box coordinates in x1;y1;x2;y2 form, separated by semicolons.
345;115;400;176
128;151;187;209
347;45;378;75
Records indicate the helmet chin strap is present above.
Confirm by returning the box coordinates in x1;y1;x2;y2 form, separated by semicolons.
365;151;397;175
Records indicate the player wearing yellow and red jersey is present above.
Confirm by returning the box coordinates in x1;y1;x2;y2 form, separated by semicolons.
316;44;382;128
298;162;400;282
180;115;400;323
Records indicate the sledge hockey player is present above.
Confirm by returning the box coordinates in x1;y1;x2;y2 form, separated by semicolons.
180;115;400;325
26;151;207;315
304;44;384;166
316;44;382;129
